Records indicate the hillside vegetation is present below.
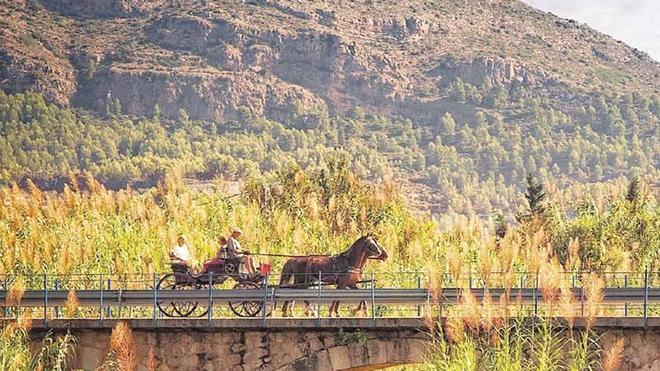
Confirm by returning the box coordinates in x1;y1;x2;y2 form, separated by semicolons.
1;0;659;215
1;164;656;280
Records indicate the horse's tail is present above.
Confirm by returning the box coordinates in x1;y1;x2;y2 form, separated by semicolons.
279;259;295;287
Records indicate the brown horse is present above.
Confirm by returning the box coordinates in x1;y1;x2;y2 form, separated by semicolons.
279;236;388;317
279;256;314;317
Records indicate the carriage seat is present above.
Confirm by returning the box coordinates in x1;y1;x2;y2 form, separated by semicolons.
170;262;191;275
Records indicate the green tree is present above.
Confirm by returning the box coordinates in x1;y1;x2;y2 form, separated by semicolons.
518;174;546;221
625;176;640;203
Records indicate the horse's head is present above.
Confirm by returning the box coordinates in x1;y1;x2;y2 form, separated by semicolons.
361;235;388;261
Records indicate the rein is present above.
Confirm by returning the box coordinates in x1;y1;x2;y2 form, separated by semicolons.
249;252;330;258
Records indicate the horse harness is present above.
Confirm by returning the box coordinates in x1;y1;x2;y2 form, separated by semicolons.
330;253;362;276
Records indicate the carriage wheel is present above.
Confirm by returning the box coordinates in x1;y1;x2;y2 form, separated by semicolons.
156;274;198;317
156;274;179;317
194;281;227;318
174;284;200;317
229;281;269;317
224;262;237;275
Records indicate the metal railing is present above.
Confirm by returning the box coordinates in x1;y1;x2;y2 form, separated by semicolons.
0;270;658;327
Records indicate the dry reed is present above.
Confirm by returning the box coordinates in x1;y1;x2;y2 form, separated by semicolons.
601;337;624;371
65;288;80;318
110;321;138;371
147;346;158;371
7;277;26;307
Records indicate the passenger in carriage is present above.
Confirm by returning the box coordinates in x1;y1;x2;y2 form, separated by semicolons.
215;236;228;260
170;235;193;273
227;227;257;276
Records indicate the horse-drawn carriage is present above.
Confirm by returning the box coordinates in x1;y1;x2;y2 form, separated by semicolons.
156;257;272;318
156;236;388;318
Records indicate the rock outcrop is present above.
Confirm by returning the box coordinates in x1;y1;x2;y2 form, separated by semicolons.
2;0;659;122
40;0;154;18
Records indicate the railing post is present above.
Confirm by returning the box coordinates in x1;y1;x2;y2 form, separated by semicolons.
519;274;524;313
2;277;6;318
417;273;422;318
208;272;213;326
43;273;48;327
534;272;538;317
572;273;576;288
261;273;268;327
106;279;112;319
52;279;60;318
624;274;628;317
99;274;104;324
580;273;584;317
317;271;322;326
643;268;649;327
371;272;376;325
152;273;158;327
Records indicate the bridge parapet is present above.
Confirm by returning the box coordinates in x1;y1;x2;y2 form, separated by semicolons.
18;318;660;371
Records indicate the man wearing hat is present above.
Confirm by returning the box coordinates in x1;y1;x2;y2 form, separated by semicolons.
227;227;256;276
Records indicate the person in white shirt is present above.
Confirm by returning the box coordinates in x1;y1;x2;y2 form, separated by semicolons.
170;235;192;269
226;227;256;276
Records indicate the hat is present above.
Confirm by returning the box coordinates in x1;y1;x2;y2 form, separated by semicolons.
232;226;243;234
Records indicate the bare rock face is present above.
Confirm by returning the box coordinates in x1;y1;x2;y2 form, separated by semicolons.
436;56;548;87
0;41;76;106
76;67;328;124
40;0;156;18
4;0;660;123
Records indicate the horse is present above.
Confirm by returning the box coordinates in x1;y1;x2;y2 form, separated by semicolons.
279;235;388;317
278;255;353;317
279;256;314;316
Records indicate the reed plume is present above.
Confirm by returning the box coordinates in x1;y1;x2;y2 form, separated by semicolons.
147;346;158;371
7;277;26;307
444;314;465;344
583;272;604;329
109;321;137;371
65;288;80;318
446;244;463;284
602;337;624;371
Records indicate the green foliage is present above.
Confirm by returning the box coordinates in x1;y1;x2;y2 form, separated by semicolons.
335;329;368;346
625;176;640;203
522;174;547;220
0;326;76;371
422;319;602;371
0;90;658;218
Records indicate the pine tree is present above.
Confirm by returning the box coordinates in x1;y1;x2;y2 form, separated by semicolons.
495;213;507;240
521;173;546;220
625;176;640;203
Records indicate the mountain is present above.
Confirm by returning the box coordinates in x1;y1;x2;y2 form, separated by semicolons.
2;0;659;120
0;0;658;215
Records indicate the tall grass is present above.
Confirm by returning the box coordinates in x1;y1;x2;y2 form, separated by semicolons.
0;166;656;369
0;319;76;370
0;166;655;281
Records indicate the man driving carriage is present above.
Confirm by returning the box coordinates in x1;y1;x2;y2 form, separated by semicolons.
226;227;257;276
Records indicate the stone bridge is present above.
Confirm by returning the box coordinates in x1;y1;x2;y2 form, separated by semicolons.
27;318;660;370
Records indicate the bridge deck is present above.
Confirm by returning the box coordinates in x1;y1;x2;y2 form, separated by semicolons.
10;317;660;331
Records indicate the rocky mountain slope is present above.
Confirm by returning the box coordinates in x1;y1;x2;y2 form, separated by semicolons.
1;0;659;216
1;0;658;123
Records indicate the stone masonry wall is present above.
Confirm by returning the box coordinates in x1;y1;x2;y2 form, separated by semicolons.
28;322;660;371
69;327;425;371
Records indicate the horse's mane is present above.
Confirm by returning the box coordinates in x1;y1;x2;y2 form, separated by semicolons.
336;235;376;257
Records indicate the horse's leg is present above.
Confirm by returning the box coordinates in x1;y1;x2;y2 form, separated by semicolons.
348;284;365;317
280;270;291;317
332;283;347;318
302;273;316;317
